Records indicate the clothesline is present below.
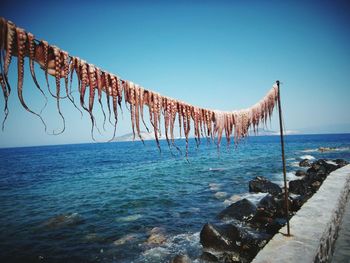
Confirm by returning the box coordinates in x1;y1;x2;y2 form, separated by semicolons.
0;17;279;157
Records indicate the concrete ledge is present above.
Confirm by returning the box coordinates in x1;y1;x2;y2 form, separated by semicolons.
252;165;350;263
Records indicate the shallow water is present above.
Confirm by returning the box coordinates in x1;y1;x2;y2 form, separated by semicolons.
0;134;350;262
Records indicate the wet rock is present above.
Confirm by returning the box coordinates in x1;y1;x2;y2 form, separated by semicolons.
251;194;277;221
290;195;307;212
295;170;307;177
311;181;321;189
308;159;336;175
200;222;270;261
217;199;257;221
200;223;240;251
289;179;309;195
170;254;191;263
200;252;219;262
299;159;311;167
258;194;277;212
41;213;83;229
221;252;241;263
333;159;349;168
249;176;282;196
146;227;167;245
265;218;286;234
113;233;138;246
274;196;293;218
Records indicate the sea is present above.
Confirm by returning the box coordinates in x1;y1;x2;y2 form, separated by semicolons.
0;133;350;263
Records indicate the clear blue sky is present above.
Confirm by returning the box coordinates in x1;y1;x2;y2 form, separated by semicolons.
1;0;349;147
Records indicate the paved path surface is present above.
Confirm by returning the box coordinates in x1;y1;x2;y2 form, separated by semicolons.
332;197;350;263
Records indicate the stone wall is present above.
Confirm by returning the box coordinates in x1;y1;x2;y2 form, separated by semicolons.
252;165;350;263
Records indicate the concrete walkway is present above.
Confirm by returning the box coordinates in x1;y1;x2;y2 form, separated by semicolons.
252;165;350;263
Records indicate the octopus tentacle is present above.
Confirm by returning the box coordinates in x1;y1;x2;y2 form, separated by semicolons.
157;95;162;138
177;102;182;138
52;46;66;135
42;40;52;98
63;52;82;116
103;71;113;126
95;67;107;130
128;81;136;140
86;64;100;140
152;93;161;152
117;76;123;113
123;80;131;112
70;57;81;99
79;60;89;111
139;87;149;132
170;99;182;155
3;20;16;95
16;27;48;132
163;97;172;150
0;18;9;130
0;74;9;130
148;91;155;129
41;41;66;100
27;32;48;114
134;85;143;143
109;74;119;141
182;104;188;158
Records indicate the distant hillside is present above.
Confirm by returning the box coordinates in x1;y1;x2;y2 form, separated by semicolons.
114;131;157;142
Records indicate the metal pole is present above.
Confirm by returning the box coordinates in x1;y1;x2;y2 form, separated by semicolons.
276;80;290;236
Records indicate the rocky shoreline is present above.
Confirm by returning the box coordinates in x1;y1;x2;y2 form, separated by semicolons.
171;158;349;263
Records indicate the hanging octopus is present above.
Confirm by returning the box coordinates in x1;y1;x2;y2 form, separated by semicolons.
0;16;280;158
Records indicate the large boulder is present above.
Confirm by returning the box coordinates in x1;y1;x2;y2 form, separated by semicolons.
200;223;240;251
290;195;307;212
299;159;311;167
308;159;337;175
250;195;284;231
288;179;309;195
200;222;270;262
249;176;282;196
217;199;257;221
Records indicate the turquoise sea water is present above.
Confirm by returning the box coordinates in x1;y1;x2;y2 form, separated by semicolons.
0;134;350;263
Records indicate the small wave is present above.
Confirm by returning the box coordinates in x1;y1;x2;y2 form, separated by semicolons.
139;232;200;263
214;192;227;199
116;214;142;222
223;194;241;206
274;172;301;187
300;155;315;160
326;160;338;166
113;233;139;246
223;193;267;206
242;192;268;204
209;183;221;191
41;212;83;229
290;161;300;167
301;148;318;153
189;207;200;213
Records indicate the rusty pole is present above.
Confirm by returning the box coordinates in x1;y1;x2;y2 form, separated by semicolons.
276;80;290;236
